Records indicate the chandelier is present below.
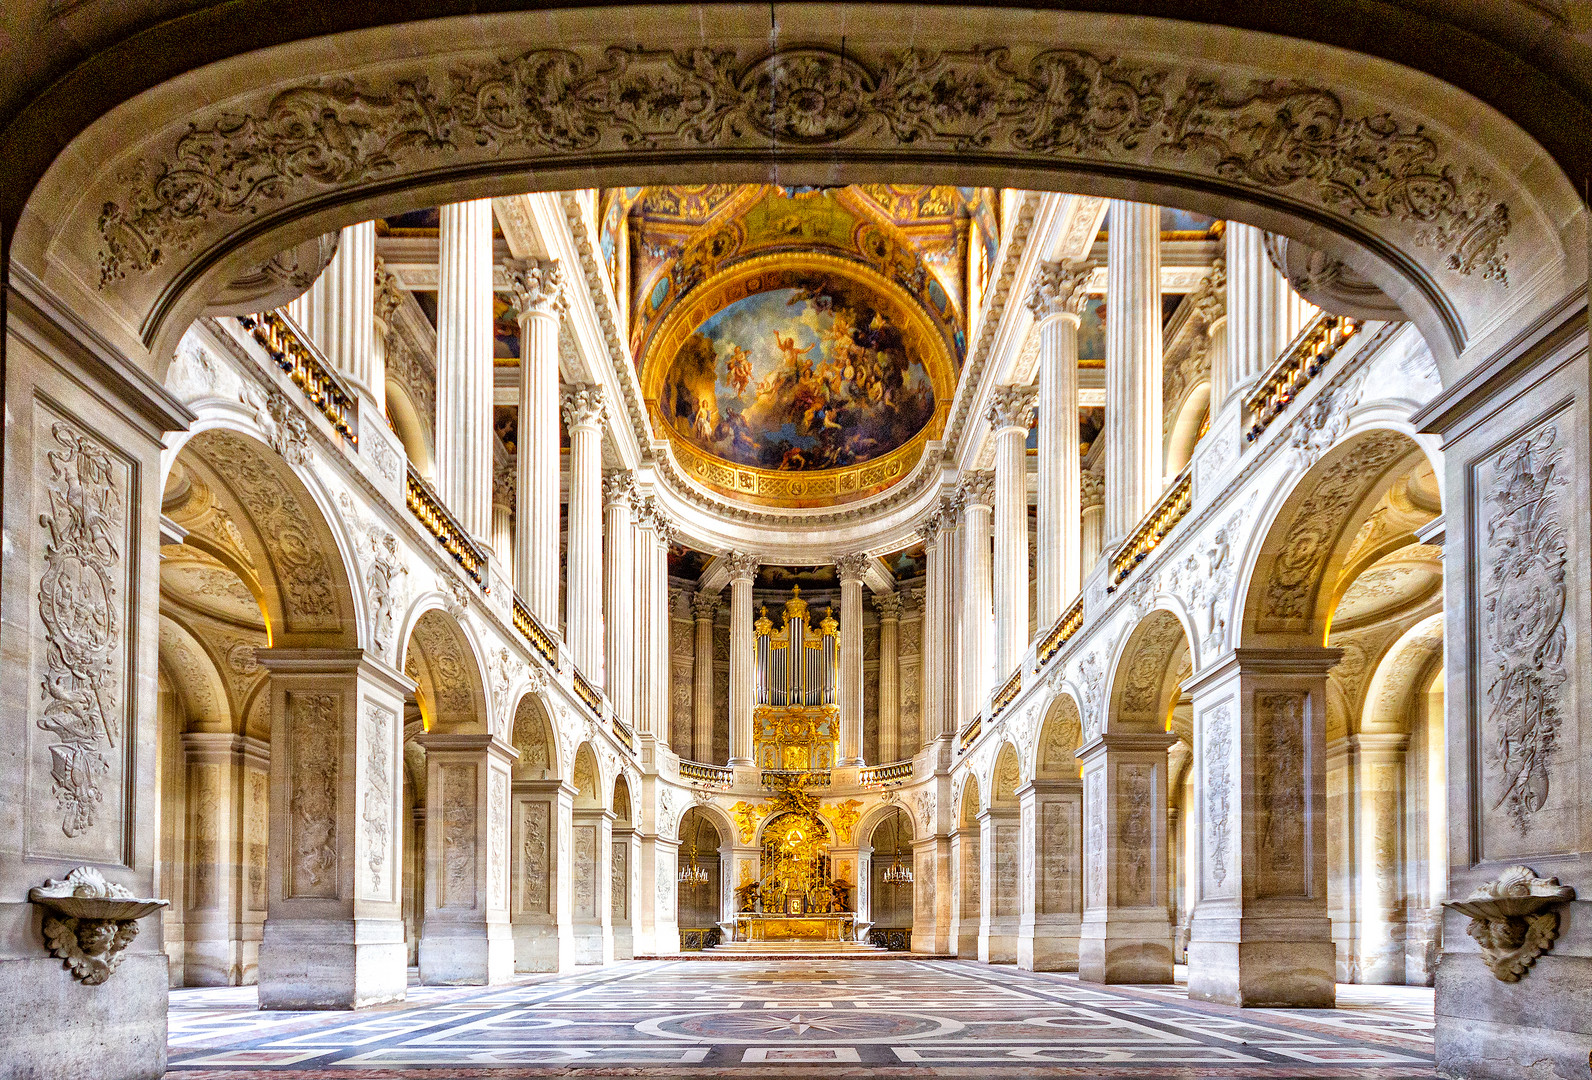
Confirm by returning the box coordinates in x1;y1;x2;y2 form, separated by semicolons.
678;842;709;887
883;856;913;885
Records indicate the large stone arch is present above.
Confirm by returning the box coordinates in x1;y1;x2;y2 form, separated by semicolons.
1105;608;1192;736
401;607;491;733
507;691;559;780
157;614;237;733
8;8;1582;388
1035;690;1084;780
164;426;359;649
1237;428;1433;649
570;742;605;809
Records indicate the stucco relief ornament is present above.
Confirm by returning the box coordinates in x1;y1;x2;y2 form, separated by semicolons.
911;789;935;833
1078;651;1106;740
30;867;167;984
1446;866;1575;982
37;420;125;838
1287;369;1367;471
1483;427;1568;830
656;786;682;838
243;386;313;467
338;493;409;661
439;574;471;620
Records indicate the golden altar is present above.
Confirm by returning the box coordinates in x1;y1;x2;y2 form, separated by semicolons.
733;912;858;943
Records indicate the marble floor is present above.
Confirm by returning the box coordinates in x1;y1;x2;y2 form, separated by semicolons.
164;960;1436;1078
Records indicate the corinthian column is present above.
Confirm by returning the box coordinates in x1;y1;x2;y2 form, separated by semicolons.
1030;262;1091;623
873;591;903;763
371;254;403;416
649;511;674;749
603;473;636;726
1225;223;1309;403
835;552;872;767
562;387;607;679
1191;257;1229;408
691;591;721;763
288;221;377;397
505;257;566;623
435;202;495;541
491;453;514;566
1081;471;1105;574
916;514;948;744
958;475;994;725
1105;200;1162;545
989;386;1036;678
725;552;761;767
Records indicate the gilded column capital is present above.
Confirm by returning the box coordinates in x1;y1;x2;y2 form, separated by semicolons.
1027;260;1093;323
987;384;1037;433
561;385;608;430
834;551;873;584
724;550;761;582
504;257;566;319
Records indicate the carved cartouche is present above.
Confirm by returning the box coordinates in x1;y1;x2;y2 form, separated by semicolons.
1445;865;1575;982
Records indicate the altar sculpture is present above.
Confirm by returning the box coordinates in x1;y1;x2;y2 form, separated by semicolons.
729;771;857;943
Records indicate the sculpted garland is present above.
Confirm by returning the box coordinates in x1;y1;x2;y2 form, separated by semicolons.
98;46;1509;290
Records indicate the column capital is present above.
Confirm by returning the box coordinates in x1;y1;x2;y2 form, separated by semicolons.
724;550;761;582
1191;255;1227;330
914;510;946;545
691;589;723;620
603;470;637;508
872;591;904;621
957;469;996;511
504;257;566;318
1081;470;1105;509
561;384;608;430
373;255;405;331
834;551;872;584
1028;260;1092;323
986;384;1037;433
493;455;515;507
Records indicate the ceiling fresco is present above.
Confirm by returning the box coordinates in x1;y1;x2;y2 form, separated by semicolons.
618;184;989;508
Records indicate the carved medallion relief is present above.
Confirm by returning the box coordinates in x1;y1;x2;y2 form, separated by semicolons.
29;410;131;861
1039;800;1079;915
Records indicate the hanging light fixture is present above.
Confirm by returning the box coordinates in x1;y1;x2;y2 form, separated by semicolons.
883;855;913;885
678;841;709;887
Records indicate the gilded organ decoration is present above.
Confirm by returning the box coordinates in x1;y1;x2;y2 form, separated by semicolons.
753;588;841;771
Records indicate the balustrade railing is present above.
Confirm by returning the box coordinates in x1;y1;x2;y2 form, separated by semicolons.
611;716;636;753
1109;470;1193;588
240;312;358;445
1245;314;1362;443
1037;594;1085;668
990;669;1022;719
761;768;830;788
957;713;982;753
680;760;734;786
860;760;914;786
513;595;558;667
406;464;486;585
571;668;603;717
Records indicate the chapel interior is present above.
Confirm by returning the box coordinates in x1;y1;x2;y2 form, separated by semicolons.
1;6;1589;1079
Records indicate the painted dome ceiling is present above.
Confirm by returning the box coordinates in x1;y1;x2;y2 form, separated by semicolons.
605;184;999;507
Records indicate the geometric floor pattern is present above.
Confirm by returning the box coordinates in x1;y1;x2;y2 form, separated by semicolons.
165;960;1436;1079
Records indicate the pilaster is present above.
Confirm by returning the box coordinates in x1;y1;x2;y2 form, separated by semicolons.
1018;779;1083;971
510;779;574;973
977;804;1021;962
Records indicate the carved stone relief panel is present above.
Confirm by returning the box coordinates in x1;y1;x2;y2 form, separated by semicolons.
489;770;509;910
360;702;395;901
438;764;477;910
994;824;1020;915
287;693;340;899
1255;692;1308;897
1475;419;1573;851
916;850;936;923
189;762;221;910
1085;770;1106;909
961;837;981;912
1039;800;1078;915
519;799;551;915
29;408;132;861
1117;764;1155;907
573;824;597;919
612;841;629;921
246;767;269;911
1203;704;1235;897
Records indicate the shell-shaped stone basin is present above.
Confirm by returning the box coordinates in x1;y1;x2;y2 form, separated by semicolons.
28;892;168;921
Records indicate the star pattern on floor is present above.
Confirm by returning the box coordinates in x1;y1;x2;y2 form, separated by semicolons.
759;1013;839;1035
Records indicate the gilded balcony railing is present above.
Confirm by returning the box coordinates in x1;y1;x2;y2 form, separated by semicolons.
240;312;358;445
1037;594;1085;668
1245;314;1361;443
680;760;734;786
572;668;603;717
612;716;636;753
1109;471;1193;588
761;768;831;788
405;464;486;584
990;669;1022;719
513;594;558;668
958;713;982;753
860;760;914;786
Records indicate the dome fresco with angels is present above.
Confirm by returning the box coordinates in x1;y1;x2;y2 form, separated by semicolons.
615;184;995;506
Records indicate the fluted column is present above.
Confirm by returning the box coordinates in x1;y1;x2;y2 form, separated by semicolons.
603;473;636;727
874;592;903;763
938;493;962;741
691;591;721;763
990;386;1036;678
505;257;566;622
650;512;673;749
1081;472;1105;575
835;553;871;767
1030;262;1091;622
288;221;377;397
435;202;495;542
917;514;948;745
958;475;994;725
1225;223;1309;403
562;387;607;679
632;502;660;738
726;552;761;767
1105;200;1163;545
491;454;514;566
